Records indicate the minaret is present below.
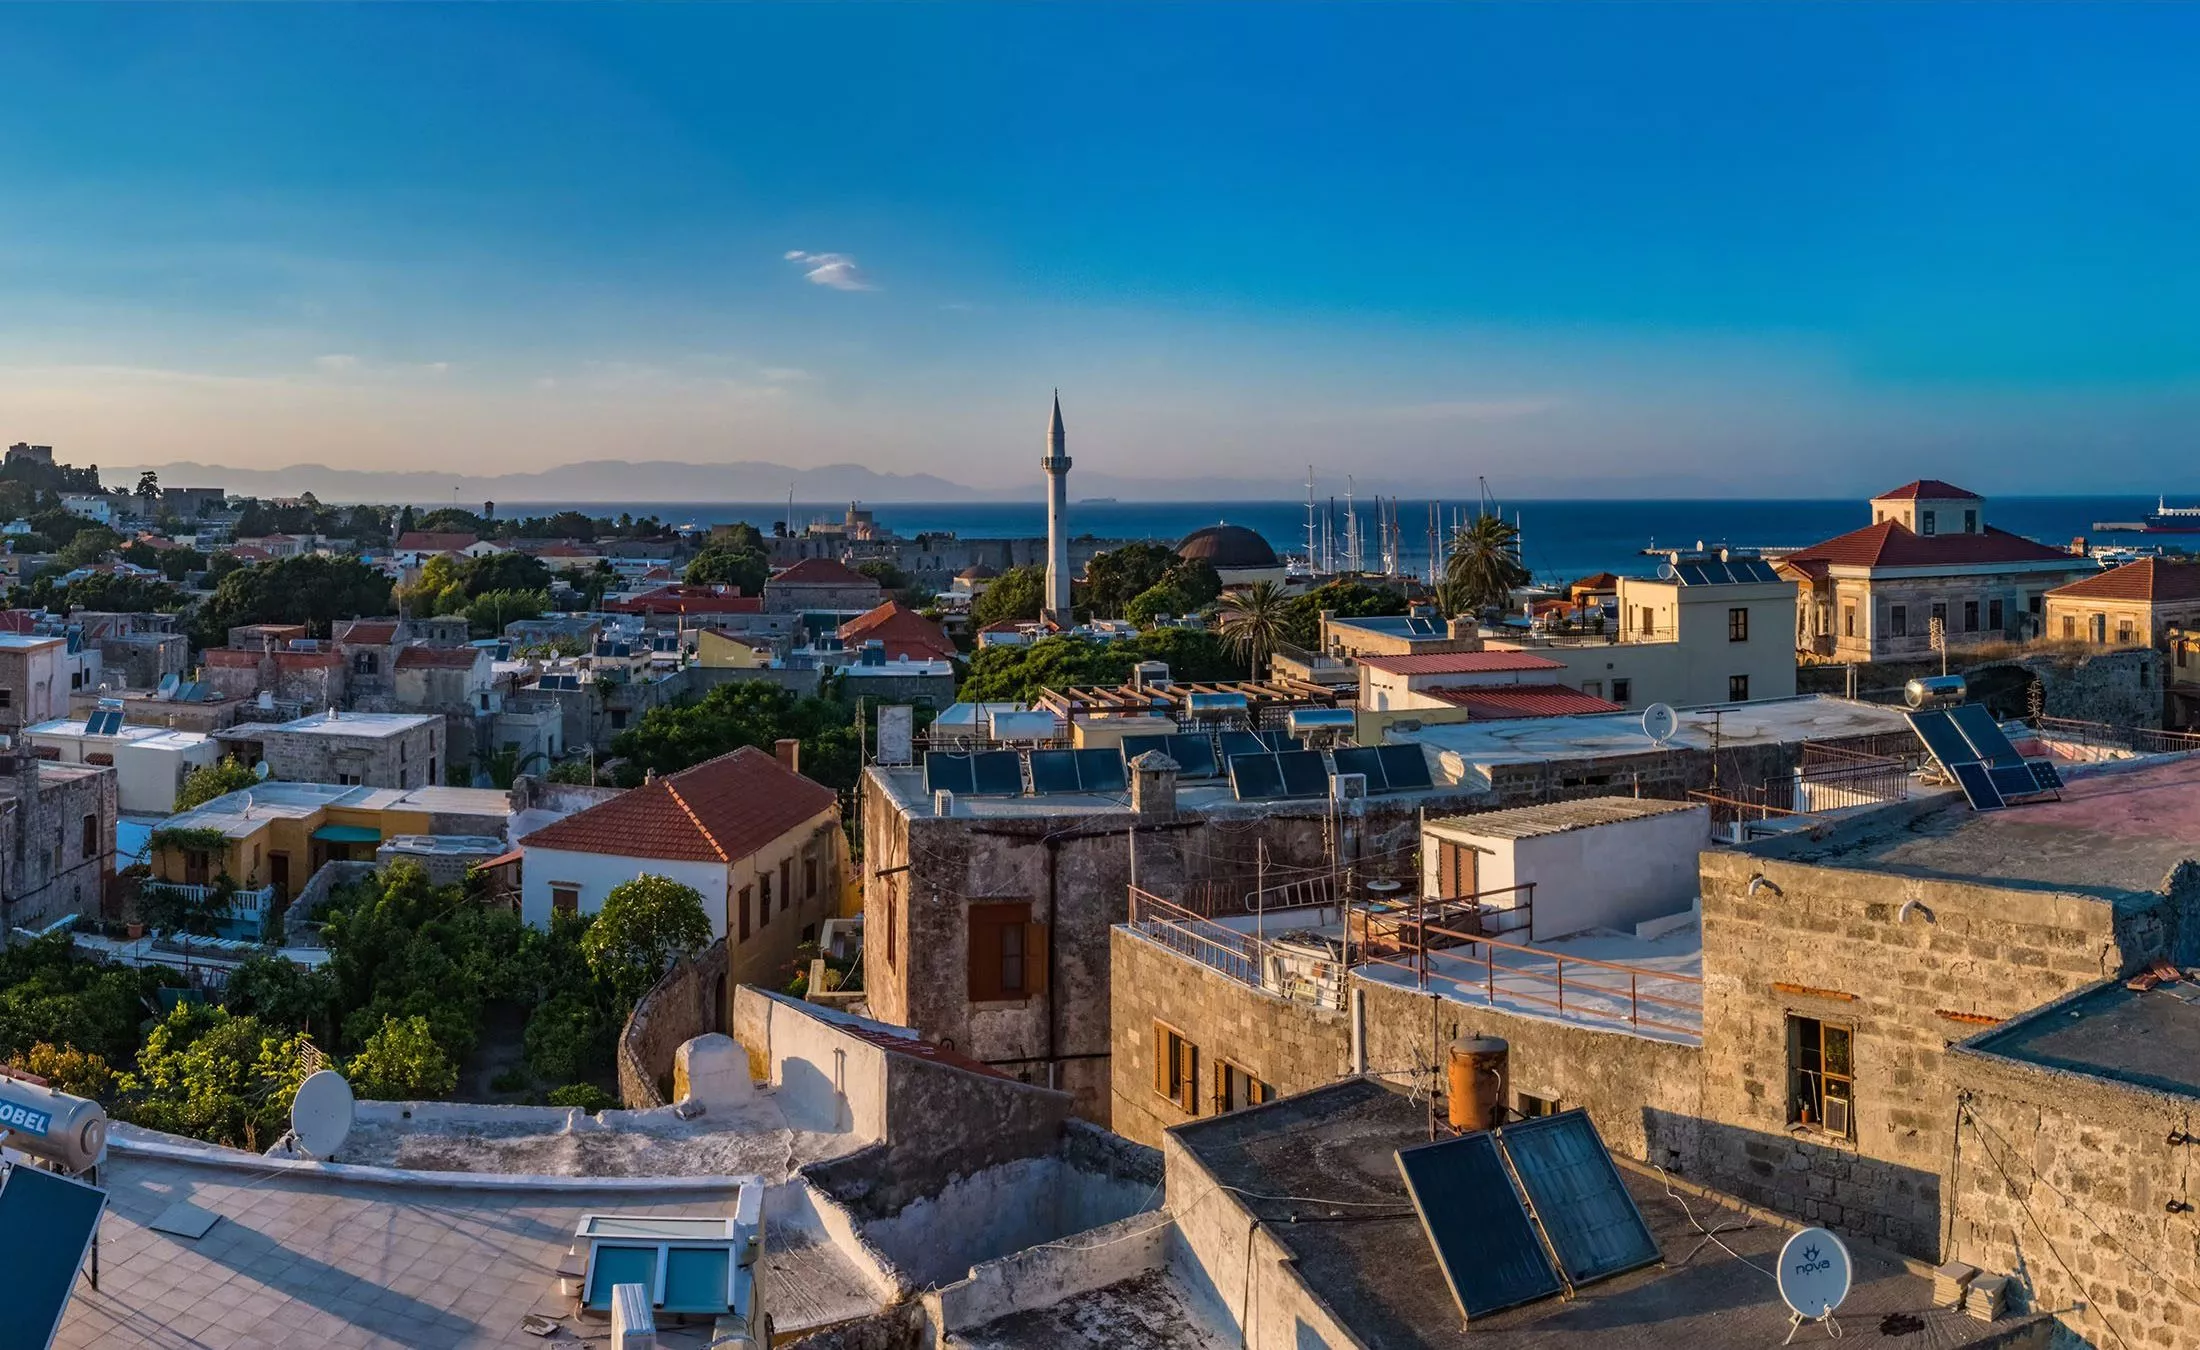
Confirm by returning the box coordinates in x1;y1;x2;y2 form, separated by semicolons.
1042;390;1073;622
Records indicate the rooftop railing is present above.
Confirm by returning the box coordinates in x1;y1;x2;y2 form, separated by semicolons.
2033;716;2200;757
1126;887;1347;1010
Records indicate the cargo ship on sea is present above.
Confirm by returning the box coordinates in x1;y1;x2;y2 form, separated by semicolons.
2093;496;2200;534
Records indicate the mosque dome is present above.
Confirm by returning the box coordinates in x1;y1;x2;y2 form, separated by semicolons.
1175;524;1279;570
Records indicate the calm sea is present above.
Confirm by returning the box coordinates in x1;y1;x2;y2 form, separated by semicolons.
495;496;2184;585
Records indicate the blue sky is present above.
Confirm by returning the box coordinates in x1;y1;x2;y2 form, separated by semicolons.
2;3;2196;495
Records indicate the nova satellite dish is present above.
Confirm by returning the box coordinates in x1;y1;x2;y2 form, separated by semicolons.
1776;1226;1852;1337
253;760;271;781
1640;703;1678;747
290;1069;355;1159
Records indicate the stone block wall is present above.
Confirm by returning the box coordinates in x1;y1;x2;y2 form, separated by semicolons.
1693;846;2140;1259
1949;1037;2200;1349
1108;925;1352;1147
617;937;730;1107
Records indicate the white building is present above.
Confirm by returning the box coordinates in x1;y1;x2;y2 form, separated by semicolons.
24;717;222;814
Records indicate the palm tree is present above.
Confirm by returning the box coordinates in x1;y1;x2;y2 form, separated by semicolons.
1444;513;1531;616
1216;580;1292;677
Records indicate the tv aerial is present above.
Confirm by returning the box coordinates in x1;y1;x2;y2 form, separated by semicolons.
1640;702;1678;748
1776;1226;1852;1342
289;1069;355;1160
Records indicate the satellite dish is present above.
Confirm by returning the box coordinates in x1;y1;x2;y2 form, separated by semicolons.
290;1069;355;1159
253;760;271;781
1777;1227;1852;1322
1641;703;1678;747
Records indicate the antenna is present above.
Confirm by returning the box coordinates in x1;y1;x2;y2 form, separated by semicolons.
1641;703;1678;747
289;1069;356;1159
1776;1227;1852;1338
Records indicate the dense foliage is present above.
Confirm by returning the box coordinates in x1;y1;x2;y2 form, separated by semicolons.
611;680;861;790
1445;513;1532;614
1275;580;1411;650
192;553;395;644
959;629;1246;703
973;564;1046;627
121;1005;313;1149
347;1014;461;1100
581;876;713;1005
176;757;262;812
0;935;178;1069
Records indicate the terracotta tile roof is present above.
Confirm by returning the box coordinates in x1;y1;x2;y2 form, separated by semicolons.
1420;683;1628;718
226;544;273;561
836;1023;1013;1080
518;746;838;864
768;558;876;588
1778;520;2077;571
838;600;956;661
2047;558;2200;605
604;585;762;615
1872;479;1979;501
395;531;479;553
394;644;485;670
1357;650;1567;676
522;542;599;557
336;619;400;646
1569;571;1622;592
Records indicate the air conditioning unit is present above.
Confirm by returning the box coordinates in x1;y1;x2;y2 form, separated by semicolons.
933;789;957;817
1330;772;1367;802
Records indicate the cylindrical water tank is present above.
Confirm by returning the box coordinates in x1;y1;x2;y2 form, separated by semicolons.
1905;675;1967;710
0;1077;108;1173
1446;1035;1509;1133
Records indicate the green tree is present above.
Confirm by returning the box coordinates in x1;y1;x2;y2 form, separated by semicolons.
0;934;178;1067
547;1082;617;1112
8;1041;117;1102
157;546;209;583
581;875;713;1005
119;1004;313;1148
458;550;553;599
415;507;488;535
1276;579;1409;650
223;954;341;1037
56;524;122;568
1444;513;1531;615
1082;542;1179;617
1216;580;1292;676
685;544;769;594
973;564;1046;627
546;758;598;786
613;681;861;790
347;1014;460;1100
177;757;261;811
138;880;231;938
958;630;1245;703
194;553;394;644
135;469;160;506
35;571;185;615
461;587;548;637
524;994;610;1083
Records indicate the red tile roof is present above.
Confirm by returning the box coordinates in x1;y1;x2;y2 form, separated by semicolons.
226;544;273;562
604;585;762;616
1568;571;1622;593
1420;683;1628;719
394;644;486;670
1872;479;1979;501
517;746;838;863
838;600;956;661
336;619;400;646
1778;521;2077;572
1357;650;1567;676
768;557;876;588
2047;559;2200;605
395;531;480;553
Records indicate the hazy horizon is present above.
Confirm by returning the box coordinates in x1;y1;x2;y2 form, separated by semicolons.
6;4;2200;493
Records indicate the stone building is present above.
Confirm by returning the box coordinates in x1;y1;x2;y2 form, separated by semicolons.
1777;480;2095;661
1104;745;2200;1346
213;709;445;789
2041;556;2200;648
761;557;883;616
0;753;117;935
0;632;70;736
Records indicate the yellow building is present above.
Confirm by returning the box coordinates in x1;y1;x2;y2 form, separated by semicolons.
2041;558;2200;649
696;628;777;669
149;781;512;900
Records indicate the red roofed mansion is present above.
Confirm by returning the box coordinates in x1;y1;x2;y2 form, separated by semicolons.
1776;481;2095;661
515;746;849;988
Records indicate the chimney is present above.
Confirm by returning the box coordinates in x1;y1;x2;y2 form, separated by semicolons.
1446;617;1482;648
1128;750;1179;817
775;738;801;774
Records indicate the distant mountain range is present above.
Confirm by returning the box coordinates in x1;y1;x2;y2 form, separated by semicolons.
104;458;1762;505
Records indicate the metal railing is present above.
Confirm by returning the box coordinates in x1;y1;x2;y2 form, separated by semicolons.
2033;716;2200;756
1351;892;1701;1039
1126;887;1346;1010
151;883;279;920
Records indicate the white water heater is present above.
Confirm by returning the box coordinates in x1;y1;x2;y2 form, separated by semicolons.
0;1076;108;1173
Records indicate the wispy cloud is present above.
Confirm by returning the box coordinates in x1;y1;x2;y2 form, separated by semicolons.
313;353;359;372
1356;398;1561;424
783;250;876;292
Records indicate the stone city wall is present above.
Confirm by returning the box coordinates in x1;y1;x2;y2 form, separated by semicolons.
617;937;729;1108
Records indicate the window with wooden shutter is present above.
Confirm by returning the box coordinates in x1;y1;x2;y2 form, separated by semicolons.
1214;1060;1269;1114
779;859;792;912
738;885;752;941
968;902;1038;1001
1437;839;1478;899
1154;1022;1197;1114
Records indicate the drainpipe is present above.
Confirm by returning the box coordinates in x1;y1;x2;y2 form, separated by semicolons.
1044;838;1061;1090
